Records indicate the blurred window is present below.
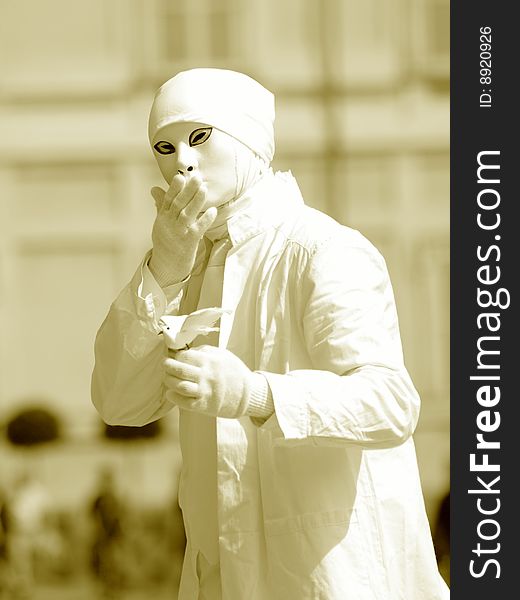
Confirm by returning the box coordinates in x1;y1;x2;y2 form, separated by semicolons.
159;0;241;62
413;0;450;81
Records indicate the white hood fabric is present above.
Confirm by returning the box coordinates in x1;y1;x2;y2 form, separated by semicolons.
148;68;275;164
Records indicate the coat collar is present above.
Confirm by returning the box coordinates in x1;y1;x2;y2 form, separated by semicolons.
204;170;305;247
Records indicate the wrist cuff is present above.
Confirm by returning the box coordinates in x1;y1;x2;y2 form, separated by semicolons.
149;255;187;288
247;372;274;419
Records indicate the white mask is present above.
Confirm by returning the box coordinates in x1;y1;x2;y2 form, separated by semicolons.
152;121;266;209
149;68;275;165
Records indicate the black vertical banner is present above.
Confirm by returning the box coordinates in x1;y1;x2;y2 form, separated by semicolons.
451;2;517;597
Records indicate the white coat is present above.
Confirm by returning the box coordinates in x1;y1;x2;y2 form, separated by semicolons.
92;171;449;599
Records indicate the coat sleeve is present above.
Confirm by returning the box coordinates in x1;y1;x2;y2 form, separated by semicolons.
91;253;187;426
260;234;421;448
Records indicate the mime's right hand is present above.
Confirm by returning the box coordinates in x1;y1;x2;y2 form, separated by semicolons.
149;174;217;287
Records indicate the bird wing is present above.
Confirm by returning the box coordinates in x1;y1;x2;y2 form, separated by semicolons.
159;307;231;350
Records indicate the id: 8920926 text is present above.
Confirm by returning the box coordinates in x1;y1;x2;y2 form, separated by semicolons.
480;26;492;108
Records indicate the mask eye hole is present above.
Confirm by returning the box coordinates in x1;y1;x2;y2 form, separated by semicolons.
153;141;175;155
189;127;212;147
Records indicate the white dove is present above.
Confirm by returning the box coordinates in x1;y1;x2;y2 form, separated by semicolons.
159;307;232;350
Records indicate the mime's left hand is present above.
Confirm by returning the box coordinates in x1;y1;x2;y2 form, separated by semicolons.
163;346;255;418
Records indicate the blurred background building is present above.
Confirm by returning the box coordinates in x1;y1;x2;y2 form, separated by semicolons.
0;0;449;596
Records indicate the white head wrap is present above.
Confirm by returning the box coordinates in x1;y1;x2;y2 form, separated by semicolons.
148;68;275;164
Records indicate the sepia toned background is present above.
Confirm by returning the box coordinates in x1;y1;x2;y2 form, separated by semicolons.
0;0;449;596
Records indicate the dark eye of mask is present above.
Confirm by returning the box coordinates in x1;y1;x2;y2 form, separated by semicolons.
189;127;212;146
153;141;175;155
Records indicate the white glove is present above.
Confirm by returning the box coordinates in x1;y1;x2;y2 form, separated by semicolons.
149;174;217;287
163;345;257;418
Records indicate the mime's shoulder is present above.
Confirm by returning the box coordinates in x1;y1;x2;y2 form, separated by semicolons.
283;203;378;257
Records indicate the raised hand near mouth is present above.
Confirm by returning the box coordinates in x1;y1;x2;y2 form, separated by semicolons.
149;173;217;287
